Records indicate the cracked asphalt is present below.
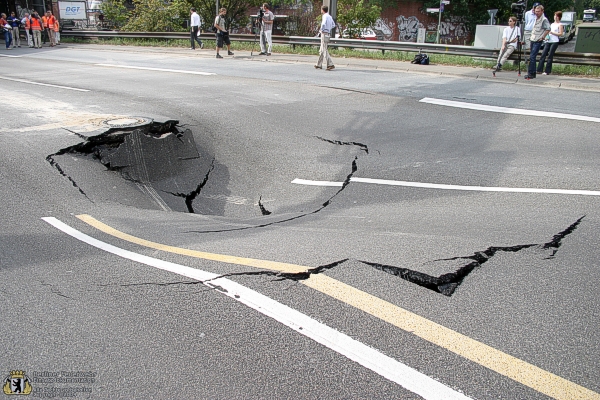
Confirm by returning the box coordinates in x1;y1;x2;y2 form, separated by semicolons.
1;43;599;399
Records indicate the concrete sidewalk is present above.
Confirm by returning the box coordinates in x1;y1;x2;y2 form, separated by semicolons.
247;51;600;92
65;43;600;92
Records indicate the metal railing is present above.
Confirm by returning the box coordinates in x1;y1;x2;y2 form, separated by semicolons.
61;30;600;67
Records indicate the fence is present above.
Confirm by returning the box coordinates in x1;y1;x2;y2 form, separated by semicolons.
60;30;600;67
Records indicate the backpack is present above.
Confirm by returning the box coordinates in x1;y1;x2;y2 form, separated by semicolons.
411;53;429;65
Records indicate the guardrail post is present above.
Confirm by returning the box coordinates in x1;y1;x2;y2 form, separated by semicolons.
382;49;385;55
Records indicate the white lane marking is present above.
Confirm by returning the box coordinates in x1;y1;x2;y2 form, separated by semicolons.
420;97;600;123
292;178;344;187
0;76;89;92
0;54;22;58
42;217;470;400
292;177;600;196
96;64;216;76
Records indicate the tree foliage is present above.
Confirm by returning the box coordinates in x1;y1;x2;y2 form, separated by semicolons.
100;0;130;28
123;0;190;31
192;0;262;31
336;0;382;37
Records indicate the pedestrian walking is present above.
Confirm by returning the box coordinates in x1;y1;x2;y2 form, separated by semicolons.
189;8;203;50
7;12;20;48
22;13;33;47
537;11;563;75
314;6;335;70
524;5;550;80
258;3;274;56
214;8;233;58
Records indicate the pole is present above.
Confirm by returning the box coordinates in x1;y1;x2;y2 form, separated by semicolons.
216;0;219;16
436;0;442;44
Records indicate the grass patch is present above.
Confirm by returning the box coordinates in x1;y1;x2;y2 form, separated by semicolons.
60;36;600;77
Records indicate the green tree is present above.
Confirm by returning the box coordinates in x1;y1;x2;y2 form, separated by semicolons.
193;0;262;32
123;0;191;31
336;0;381;38
100;0;130;28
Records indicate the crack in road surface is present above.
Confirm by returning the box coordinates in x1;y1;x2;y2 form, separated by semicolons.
188;156;359;234
196;218;584;297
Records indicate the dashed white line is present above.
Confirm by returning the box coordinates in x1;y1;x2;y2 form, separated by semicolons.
0;76;89;91
292;177;600;196
96;64;216;75
420;97;600;123
43;216;471;400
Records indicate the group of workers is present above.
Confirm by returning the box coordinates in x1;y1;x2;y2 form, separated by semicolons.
1;10;60;50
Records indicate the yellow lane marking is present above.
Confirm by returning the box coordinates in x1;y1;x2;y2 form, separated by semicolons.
304;274;599;400
76;214;599;400
76;214;308;274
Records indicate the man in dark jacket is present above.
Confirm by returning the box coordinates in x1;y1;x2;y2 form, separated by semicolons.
7;11;21;48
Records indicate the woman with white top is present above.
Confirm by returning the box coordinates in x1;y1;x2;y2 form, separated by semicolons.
494;16;520;71
537;11;564;75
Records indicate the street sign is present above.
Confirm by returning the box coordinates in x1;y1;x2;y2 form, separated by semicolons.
440;3;444;12
427;8;440;13
442;0;450;4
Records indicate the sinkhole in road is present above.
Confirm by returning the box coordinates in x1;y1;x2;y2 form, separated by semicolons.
47;118;217;213
47;126;587;297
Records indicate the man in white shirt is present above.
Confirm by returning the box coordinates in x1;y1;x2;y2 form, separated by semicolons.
190;8;203;50
523;2;539;51
259;3;274;56
314;6;335;70
21;13;33;48
494;16;520;71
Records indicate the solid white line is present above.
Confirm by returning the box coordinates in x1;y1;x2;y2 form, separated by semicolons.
96;64;216;76
292;178;343;187
292;177;600;196
42;216;470;400
420;97;600;123
0;76;89;91
0;54;22;58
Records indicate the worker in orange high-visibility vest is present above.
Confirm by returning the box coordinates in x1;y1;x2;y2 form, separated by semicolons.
30;12;43;48
53;18;60;44
45;11;56;46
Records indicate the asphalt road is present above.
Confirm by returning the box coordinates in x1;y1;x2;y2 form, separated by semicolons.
1;44;599;399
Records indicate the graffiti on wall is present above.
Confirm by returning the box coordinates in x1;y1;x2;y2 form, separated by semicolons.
396;15;424;42
424;16;468;43
373;18;395;41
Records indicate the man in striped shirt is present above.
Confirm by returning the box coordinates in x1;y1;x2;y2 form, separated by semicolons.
314;6;335;71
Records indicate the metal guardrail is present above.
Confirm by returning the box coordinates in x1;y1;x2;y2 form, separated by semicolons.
61;30;600;67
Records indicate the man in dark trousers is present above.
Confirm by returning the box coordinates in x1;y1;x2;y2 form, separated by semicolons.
524;4;550;80
189;8;203;50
